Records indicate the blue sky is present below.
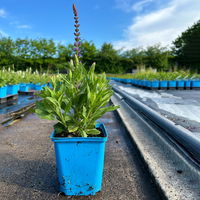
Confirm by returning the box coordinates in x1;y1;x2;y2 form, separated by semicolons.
0;0;200;50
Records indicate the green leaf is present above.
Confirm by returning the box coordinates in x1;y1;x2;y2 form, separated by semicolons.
35;109;55;120
68;125;79;133
86;129;100;135
80;130;87;137
46;97;59;107
82;106;87;118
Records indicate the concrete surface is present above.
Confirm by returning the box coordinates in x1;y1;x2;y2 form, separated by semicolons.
112;93;200;200
112;81;200;134
0;111;161;200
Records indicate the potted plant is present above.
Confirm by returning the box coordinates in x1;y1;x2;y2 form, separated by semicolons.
19;84;29;92
35;56;119;195
0;78;7;98
6;77;19;95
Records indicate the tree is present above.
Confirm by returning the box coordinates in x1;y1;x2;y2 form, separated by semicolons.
95;43;124;73
0;37;15;67
144;45;169;71
80;41;97;68
122;48;145;69
57;44;73;61
173;20;200;71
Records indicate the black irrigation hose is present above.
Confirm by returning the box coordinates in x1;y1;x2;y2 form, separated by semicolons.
113;85;200;164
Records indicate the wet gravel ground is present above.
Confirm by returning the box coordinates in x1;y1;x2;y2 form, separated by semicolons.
113;81;200;135
0;111;161;200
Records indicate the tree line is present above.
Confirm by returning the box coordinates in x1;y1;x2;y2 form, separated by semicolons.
0;19;199;73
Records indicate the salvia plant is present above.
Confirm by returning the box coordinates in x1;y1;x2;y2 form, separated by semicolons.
35;56;119;137
73;4;81;57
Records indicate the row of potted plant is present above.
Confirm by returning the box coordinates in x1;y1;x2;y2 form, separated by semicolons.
0;69;57;98
110;77;200;90
108;71;200;90
0;83;50;98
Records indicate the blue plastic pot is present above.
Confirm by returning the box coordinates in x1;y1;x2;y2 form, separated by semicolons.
121;79;126;83
27;83;35;90
0;86;7;98
135;80;139;86
51;123;108;196
126;79;132;84
138;80;142;86
119;79;123;83
131;79;136;85
168;81;176;88
151;81;159;89
177;80;185;88
34;84;42;90
185;80;191;88
16;84;20;92
7;84;19;95
143;80;147;87
191;80;200;88
146;81;152;88
122;79;131;84
19;84;29;92
31;83;35;90
42;84;47;88
47;82;53;88
159;81;168;89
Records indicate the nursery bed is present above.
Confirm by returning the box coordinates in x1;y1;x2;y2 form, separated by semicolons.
0;110;161;199
112;81;200;135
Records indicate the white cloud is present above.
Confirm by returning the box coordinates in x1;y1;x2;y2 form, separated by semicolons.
0;9;7;18
115;0;156;12
132;0;154;12
16;25;32;29
114;0;200;50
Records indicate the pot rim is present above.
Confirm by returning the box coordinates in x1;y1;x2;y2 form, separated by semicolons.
50;123;108;142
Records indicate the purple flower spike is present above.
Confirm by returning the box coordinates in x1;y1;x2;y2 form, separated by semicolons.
73;4;82;57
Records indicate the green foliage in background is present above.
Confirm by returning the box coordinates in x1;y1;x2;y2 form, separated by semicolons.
0;37;174;74
173;20;200;72
1;19;200;73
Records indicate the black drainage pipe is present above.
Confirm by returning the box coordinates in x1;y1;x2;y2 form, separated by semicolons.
113;86;200;164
